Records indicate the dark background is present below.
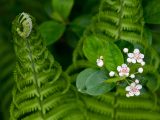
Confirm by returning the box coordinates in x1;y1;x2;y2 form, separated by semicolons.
0;0;159;120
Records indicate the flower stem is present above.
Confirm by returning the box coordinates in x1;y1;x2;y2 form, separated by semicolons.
104;76;126;83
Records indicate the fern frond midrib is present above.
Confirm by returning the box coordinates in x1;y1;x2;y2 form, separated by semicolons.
116;0;123;40
25;38;44;119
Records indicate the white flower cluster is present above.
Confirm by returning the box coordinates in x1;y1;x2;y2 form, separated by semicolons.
107;48;145;97
117;64;130;77
126;80;142;97
124;48;145;66
109;64;130;77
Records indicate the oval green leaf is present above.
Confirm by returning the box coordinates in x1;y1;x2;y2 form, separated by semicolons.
52;0;74;21
39;21;65;45
76;68;96;93
104;42;124;71
76;68;115;96
83;36;108;65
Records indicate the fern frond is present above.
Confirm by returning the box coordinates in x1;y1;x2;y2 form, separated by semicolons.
73;0;147;62
79;89;160;120
87;111;108;120
63;110;85;120
22;112;43;120
116;110;160;120
10;12;86;120
44;101;83;120
82;95;113;116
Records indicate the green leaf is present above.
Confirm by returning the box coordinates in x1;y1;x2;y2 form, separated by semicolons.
86;83;114;96
52;0;74;21
104;42;124;71
76;68;96;93
51;12;64;23
115;40;134;52
104;76;126;83
39;21;65;45
83;36;108;65
83;36;123;70
146;74;160;92
76;68;115;96
143;0;160;24
70;15;92;37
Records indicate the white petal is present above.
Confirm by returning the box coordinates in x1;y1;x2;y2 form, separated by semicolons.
125;73;129;77
141;61;145;66
127;67;130;72
130;74;135;78
134;49;140;53
131;59;136;63
125;86;131;91
97;59;104;67
109;71;115;77
122;64;127;67
135;79;139;83
126;93;130;97
131;82;136;87
140;54;144;58
135;91;140;96
117;66;121;71
119;73;123;77
136;84;142;89
98;62;103;67
129;92;134;96
138;68;143;73
127;58;132;63
123;48;128;53
128;53;134;58
137;59;143;63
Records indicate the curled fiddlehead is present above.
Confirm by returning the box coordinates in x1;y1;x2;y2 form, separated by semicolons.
16;12;32;39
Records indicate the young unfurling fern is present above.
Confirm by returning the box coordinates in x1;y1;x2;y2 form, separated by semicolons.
10;12;85;120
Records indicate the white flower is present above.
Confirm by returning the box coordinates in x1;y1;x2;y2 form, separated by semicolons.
127;58;132;63
117;64;130;77
135;79;139;83
127;48;144;64
130;74;135;78
109;71;115;77
138;67;143;73
96;56;104;67
141;61;145;66
126;93;130;97
123;48;128;53
125;82;142;97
